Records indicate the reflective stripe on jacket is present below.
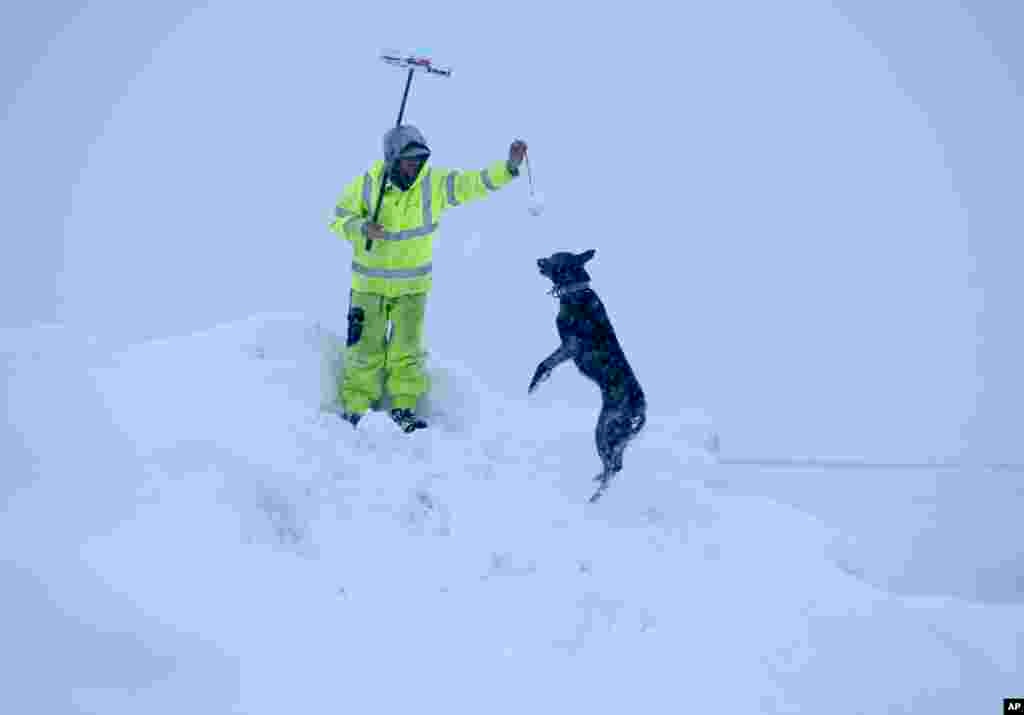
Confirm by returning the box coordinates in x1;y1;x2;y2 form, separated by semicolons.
329;158;516;296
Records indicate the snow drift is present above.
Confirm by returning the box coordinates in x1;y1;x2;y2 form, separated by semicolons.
3;315;1021;713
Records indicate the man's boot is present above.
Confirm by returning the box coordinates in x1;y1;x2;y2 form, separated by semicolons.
390;408;427;433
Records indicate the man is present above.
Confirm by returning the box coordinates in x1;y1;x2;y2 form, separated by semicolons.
329;124;528;432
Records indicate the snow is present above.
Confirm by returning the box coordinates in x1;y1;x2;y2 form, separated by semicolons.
3;315;1021;714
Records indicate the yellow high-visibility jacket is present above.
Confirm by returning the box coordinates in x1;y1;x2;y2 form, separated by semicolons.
329;158;517;296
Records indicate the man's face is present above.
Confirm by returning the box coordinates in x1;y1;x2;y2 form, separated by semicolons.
398;158;424;180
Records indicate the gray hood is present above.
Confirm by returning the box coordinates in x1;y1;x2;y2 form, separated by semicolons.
382;125;431;164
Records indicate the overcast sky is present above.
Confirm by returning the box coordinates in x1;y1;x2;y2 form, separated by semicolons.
3;0;1021;461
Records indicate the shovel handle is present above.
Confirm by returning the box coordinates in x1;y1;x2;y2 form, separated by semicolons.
367;68;416;252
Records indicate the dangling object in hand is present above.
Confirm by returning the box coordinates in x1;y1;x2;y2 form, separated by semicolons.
528;191;546;216
525;151;544;216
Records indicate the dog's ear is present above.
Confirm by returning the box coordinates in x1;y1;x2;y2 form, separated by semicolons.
577;249;596;265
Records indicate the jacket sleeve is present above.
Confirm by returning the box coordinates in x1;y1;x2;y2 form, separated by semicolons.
436;159;518;211
328;171;370;243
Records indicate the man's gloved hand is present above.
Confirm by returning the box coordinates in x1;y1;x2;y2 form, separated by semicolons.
361;221;386;241
508;139;528;174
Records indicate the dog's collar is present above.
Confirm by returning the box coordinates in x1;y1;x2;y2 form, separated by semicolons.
548;281;590;298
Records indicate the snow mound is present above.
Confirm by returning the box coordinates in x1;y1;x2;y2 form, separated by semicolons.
3;313;1021;715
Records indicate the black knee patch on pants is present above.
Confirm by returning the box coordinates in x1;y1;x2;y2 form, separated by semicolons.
346;306;365;347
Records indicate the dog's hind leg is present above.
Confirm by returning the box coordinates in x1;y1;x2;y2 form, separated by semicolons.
593;405;617;478
597;402;645;475
589;400;647;502
590;409;627;503
616;405;646;470
594;404;632;474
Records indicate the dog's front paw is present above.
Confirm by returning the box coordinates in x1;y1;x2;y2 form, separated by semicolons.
528;364;552;394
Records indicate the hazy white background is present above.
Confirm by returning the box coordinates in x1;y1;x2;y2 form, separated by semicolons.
3;0;1021;462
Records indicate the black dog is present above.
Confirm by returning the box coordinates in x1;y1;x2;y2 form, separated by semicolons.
529;249;646;501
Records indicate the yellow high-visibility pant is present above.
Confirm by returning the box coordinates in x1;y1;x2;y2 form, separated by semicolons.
340;291;429;414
